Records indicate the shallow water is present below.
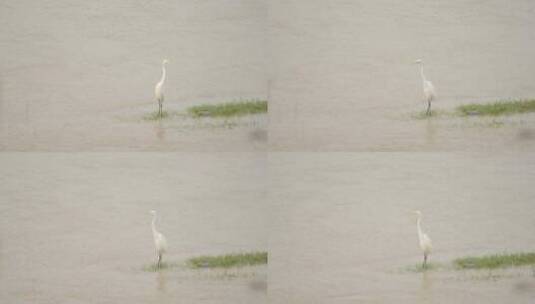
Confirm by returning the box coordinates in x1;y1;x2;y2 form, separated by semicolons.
0;153;268;303
268;152;535;303
0;0;267;151
268;0;535;151
2;1;535;303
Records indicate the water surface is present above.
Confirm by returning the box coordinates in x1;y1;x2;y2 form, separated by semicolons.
0;1;267;151
268;0;535;151
268;152;535;303
0;152;268;303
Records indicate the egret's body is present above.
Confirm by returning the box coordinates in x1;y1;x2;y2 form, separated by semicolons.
150;210;167;268
154;59;169;119
415;59;436;115
414;210;432;268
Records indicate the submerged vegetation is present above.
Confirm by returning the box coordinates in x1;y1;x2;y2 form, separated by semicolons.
187;100;267;118
457;99;535;116
143;111;172;121
187;251;268;269
143;261;181;272
402;252;535;274
412;99;535;120
454;252;535;270
411;109;450;120
404;263;442;273
142;100;267;121
142;251;267;272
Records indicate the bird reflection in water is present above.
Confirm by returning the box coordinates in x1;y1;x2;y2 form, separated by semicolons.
416;270;433;304
425;118;437;146
155;120;166;141
157;271;167;292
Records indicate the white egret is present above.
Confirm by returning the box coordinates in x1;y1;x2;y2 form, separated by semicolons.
415;59;436;115
154;59;169;119
414;210;432;268
150;210;168;268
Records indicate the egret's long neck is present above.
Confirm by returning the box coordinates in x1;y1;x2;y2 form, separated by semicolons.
159;65;167;86
416;217;424;240
419;64;426;83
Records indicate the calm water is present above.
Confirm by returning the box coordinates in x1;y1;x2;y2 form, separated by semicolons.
268;0;535;151
0;153;268;303
2;1;535;303
268;152;535;303
0;1;267;151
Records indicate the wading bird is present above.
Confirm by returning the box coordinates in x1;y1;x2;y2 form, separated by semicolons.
415;59;436;115
414;210;432;268
154;59;169;119
150;210;167;268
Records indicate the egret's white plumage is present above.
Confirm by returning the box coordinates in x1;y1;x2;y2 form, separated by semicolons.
414;210;432;268
150;210;167;268
154;59;169;119
415;59;436;115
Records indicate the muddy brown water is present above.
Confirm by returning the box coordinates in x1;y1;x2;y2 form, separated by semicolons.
0;0;267;151
0;153;268;303
268;152;535;303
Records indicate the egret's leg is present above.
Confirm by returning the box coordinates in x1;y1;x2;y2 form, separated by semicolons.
158;253;162;268
426;100;431;116
423;254;428;269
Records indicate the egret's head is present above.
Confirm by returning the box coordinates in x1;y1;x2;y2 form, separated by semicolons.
413;210;422;218
163;59;170;65
414;59;423;64
149;210;156;215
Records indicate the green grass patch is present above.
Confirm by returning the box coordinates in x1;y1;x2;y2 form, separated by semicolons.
186;251;267;269
187;100;267;118
454;252;535;270
457;99;535;116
